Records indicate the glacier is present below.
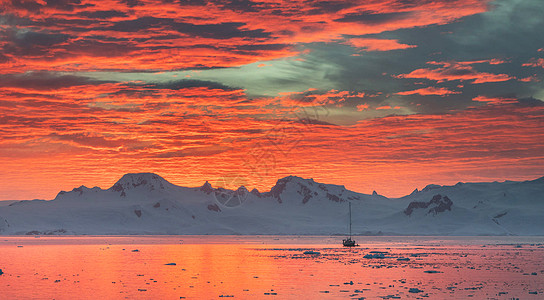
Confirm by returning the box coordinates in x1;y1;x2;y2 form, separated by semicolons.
0;173;542;235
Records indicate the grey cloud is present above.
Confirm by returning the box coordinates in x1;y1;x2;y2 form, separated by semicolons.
80;10;128;19
0;72;113;90
306;1;356;15
2;30;70;56
9;0;93;12
0;53;11;63
127;79;239;91
109;17;270;39
335;11;413;24
213;0;262;12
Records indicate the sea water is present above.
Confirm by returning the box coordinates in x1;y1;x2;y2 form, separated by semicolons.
1;236;543;299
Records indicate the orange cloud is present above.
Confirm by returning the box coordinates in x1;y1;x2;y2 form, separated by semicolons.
279;89;365;107
376;105;401;110
356;103;369;111
4;0;541;201
523;58;544;68
1;79;542;200
519;75;540;82
397;60;514;84
0;0;491;73
472;95;518;105
346;38;416;51
438;59;508;65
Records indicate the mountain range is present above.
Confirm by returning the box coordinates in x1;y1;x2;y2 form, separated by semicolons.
1;173;543;235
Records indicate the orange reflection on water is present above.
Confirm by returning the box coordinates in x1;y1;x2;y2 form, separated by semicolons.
0;236;286;299
1;236;543;299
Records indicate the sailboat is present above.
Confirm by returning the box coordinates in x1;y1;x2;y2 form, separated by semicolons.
342;202;358;247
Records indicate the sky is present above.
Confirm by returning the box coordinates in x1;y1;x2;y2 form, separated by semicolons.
1;0;543;200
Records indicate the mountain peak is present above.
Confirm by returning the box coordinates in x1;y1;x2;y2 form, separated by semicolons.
263;175;354;204
200;181;214;194
115;172;167;184
422;184;442;192
109;173;173;196
277;175;307;183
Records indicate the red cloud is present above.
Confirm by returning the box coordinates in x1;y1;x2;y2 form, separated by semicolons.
396;86;460;96
1;0;490;73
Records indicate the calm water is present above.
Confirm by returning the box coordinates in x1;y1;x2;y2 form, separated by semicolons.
1;236;543;299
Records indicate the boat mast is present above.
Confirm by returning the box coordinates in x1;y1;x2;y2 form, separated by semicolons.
349;202;352;239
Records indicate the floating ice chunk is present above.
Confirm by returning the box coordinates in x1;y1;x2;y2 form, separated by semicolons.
423;270;442;273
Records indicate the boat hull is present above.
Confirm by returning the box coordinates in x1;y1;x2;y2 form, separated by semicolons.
342;238;358;247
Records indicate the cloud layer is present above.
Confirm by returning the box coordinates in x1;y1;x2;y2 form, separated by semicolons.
1;0;543;199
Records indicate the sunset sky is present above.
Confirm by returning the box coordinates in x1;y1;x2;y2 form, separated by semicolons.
1;0;543;200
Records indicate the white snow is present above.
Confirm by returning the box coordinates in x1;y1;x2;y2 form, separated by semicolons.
0;173;542;235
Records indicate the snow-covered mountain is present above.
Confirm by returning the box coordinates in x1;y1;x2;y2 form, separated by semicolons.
0;173;543;235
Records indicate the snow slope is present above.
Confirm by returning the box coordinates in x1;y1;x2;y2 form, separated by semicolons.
0;173;542;235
